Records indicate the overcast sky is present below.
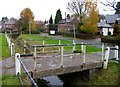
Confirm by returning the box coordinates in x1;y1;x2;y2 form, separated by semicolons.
0;0;119;21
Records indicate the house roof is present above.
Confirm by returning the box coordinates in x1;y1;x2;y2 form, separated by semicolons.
98;21;113;28
105;14;120;24
5;20;16;25
58;18;73;24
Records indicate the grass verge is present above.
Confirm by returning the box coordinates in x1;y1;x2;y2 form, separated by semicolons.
0;73;30;86
0;33;10;60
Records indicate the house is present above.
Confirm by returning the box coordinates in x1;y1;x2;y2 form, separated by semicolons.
4;17;17;32
58;14;79;33
98;21;113;36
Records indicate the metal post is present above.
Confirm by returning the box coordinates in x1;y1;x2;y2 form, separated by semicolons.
60;46;64;67
34;47;37;71
103;47;110;69
83;45;86;64
102;43;104;61
115;46;119;61
81;42;84;53
24;40;27;54
8;39;11;48
11;43;14;57
42;40;45;57
15;53;21;75
73;25;76;40
29;21;32;52
59;40;61;52
72;40;76;52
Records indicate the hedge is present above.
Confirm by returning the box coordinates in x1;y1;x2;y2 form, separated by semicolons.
101;35;120;45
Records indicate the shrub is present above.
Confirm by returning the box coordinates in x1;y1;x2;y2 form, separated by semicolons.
101;35;120;45
31;29;40;34
11;32;20;39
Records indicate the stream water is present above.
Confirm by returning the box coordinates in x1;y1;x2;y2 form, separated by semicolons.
35;70;92;87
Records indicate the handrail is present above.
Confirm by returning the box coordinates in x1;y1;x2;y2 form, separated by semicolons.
33;43;91;48
17;72;24;87
17;57;38;87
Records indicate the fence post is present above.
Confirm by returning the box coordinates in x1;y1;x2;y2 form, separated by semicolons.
24;40;27;54
102;43;104;61
59;40;61;52
103;47;110;69
115;46;119;62
83;45;86;64
60;46;64;67
15;53;21;75
34;47;37;71
8;39;11;48
72;40;76;52
81;42;84;53
42;40;45;57
11;43;14;57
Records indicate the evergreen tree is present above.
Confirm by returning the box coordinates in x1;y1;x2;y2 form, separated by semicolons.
113;20;119;36
49;15;53;24
115;2;120;14
54;9;62;24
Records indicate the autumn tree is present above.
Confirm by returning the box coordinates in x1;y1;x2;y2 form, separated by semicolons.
20;8;36;33
54;9;62;24
80;1;99;34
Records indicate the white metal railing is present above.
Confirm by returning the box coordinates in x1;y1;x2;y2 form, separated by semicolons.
15;53;38;87
103;45;119;69
33;42;88;70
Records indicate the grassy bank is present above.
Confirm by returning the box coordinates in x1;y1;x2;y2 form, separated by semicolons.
60;61;120;86
0;33;10;60
1;74;29;86
18;34;101;53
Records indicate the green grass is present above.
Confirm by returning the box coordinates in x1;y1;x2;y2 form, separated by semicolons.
0;33;10;60
18;34;101;53
88;61;120;85
1;74;29;86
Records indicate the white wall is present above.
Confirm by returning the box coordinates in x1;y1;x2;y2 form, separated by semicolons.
102;28;113;36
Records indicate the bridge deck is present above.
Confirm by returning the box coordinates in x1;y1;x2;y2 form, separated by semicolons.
32;52;103;79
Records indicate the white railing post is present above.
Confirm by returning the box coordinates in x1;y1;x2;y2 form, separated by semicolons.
115;46;119;62
60;46;64;67
8;38;11;48
103;47;110;69
34;47;37;71
15;53;21;75
11;43;14;57
42;40;45;56
24;40;27;54
59;40;61;52
81;42;84;53
83;45;86;64
102;43;104;61
72;40;76;52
